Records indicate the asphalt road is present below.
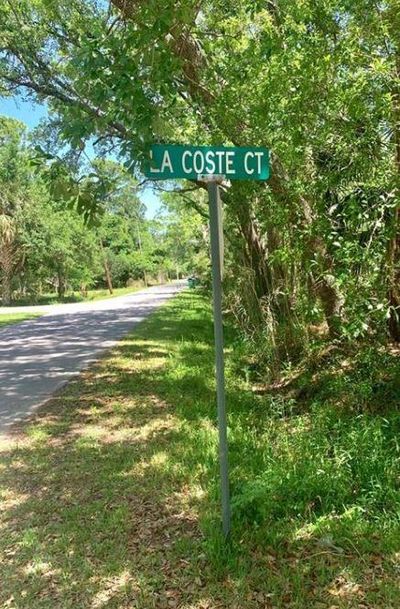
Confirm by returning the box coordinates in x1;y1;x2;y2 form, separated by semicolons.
0;282;184;432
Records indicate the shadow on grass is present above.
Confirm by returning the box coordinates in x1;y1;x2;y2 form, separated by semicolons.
1;291;400;608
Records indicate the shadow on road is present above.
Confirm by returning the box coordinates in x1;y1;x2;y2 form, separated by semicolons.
0;285;182;430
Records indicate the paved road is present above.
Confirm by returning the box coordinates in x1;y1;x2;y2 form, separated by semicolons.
0;283;184;432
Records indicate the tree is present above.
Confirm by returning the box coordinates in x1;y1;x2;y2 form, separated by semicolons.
0;115;146;302
2;0;400;359
157;189;208;279
0;117;31;303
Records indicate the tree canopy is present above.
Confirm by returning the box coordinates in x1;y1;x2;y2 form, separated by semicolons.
0;0;399;357
0;115;196;304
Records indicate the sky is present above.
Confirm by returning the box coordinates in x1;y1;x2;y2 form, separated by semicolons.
0;96;162;219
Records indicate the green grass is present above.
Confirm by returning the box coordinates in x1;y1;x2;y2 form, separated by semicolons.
0;312;42;327
2;284;147;307
1;292;400;608
78;285;145;302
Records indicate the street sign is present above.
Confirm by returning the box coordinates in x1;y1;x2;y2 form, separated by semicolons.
144;142;271;539
145;144;269;181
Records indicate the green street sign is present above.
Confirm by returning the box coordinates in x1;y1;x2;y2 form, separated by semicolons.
143;141;271;538
144;144;269;181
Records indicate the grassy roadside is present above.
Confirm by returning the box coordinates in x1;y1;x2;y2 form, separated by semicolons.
1;285;148;308
0;312;42;328
72;285;144;303
1;291;400;608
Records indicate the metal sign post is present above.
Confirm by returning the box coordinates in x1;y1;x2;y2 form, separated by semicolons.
204;176;230;538
144;144;270;539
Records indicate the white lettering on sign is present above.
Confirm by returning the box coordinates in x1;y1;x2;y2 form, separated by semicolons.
205;150;216;174
193;150;205;174
180;150;232;175
244;151;254;175
254;151;263;174
182;151;192;174
215;151;224;174
160;151;173;172
225;151;235;175
149;147;267;178
149;150;160;173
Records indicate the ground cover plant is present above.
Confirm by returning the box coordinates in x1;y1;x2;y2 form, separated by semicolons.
1;291;399;609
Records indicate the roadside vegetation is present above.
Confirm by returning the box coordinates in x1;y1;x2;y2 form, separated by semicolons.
5;284;148;308
0;312;41;328
0;118;203;307
1;2;400;607
1;0;400;357
1;291;399;609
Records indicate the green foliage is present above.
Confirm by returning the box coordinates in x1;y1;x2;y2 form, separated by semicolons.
2;292;399;608
2;0;400;354
156;189;209;279
2;2;400;599
0;116;192;303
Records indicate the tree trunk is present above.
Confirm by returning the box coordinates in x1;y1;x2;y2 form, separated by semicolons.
99;239;113;294
104;258;113;295
57;270;66;299
313;274;343;338
386;198;400;342
0;241;14;305
269;158;344;338
1;273;11;306
239;215;272;301
387;52;400;341
387;211;400;341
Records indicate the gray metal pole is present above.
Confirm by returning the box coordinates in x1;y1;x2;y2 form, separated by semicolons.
207;180;231;538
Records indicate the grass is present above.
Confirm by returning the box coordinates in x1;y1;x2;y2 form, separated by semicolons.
76;285;145;303
1;291;400;608
2;285;148;307
0;312;42;327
